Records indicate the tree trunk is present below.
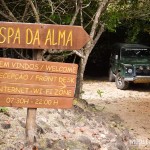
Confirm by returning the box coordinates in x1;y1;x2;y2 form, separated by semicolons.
75;0;109;99
75;53;89;98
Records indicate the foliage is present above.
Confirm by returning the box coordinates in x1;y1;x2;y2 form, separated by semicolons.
103;0;150;42
0;107;9;113
97;89;103;97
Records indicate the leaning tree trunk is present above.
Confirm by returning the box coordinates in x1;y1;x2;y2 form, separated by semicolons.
75;0;110;99
75;25;105;99
75;55;88;98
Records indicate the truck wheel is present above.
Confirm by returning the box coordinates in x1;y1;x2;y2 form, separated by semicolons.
109;68;115;82
115;73;129;90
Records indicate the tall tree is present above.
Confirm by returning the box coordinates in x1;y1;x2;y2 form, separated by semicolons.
75;0;111;98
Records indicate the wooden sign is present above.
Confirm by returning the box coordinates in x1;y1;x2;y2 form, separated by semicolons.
0;22;90;50
0;58;78;108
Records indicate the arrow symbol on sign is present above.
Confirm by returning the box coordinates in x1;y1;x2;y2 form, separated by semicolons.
59;82;67;89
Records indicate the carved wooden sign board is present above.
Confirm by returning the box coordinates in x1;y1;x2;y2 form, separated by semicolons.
0;22;90;50
0;58;78;108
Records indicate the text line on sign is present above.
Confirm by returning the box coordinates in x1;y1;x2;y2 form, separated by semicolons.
0;22;90;50
0;58;78;74
0;69;76;87
0;94;73;108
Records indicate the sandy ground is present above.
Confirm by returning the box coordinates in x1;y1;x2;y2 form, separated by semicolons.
82;77;150;149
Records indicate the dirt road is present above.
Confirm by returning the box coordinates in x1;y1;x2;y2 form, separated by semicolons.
82;77;150;149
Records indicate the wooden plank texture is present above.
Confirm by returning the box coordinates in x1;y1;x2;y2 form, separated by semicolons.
0;22;90;50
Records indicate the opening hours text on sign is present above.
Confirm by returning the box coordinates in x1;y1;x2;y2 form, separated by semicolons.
0;58;78;108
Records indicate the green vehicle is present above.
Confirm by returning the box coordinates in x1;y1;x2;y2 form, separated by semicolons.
109;43;150;90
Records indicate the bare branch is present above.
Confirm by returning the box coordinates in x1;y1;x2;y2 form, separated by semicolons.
46;48;84;59
83;10;95;29
93;23;105;45
27;0;40;22
22;1;30;22
47;0;54;15
14;49;28;59
52;0;65;15
90;0;110;39
43;55;52;61
79;0;83;26
70;0;80;25
0;10;14;21
82;1;91;8
73;50;85;58
70;8;79;25
40;14;57;24
0;0;18;22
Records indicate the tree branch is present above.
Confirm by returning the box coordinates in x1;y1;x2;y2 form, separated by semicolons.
14;49;29;60
40;14;57;24
84;23;105;56
0;0;18;22
90;0;110;39
70;0;80;25
0;10;14;21
79;0;83;26
73;50;85;58
52;0;65;16
22;1;30;22
47;0;54;15
94;23;105;44
27;0;40;23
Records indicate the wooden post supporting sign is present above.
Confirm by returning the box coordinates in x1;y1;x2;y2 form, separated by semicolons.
26;50;42;148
